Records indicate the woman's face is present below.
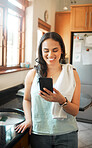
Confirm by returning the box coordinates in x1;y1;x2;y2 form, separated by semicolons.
42;38;62;66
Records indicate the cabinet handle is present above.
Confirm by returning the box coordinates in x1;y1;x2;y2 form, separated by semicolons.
85;12;87;27
89;12;92;28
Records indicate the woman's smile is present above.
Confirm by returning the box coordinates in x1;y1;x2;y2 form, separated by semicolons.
47;57;56;62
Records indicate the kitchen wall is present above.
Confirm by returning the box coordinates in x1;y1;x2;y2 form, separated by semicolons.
0;70;29;91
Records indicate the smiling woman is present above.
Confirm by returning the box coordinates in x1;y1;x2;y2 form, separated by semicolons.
14;32;80;148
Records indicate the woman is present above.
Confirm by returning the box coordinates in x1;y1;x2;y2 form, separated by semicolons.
15;32;81;148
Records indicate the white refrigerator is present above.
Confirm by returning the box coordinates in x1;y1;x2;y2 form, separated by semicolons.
71;32;92;123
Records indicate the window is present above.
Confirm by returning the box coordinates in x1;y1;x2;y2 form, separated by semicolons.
7;9;21;66
0;7;3;66
0;0;27;69
8;0;23;9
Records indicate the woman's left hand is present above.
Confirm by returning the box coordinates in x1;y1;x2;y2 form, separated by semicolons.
39;88;65;104
15;120;32;135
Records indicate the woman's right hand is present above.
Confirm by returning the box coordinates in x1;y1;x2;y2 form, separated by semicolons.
15;120;32;135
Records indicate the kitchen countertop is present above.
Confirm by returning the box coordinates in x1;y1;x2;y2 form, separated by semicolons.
0;108;28;148
0;124;29;148
79;93;92;111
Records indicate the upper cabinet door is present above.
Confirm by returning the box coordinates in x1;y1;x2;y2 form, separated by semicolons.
55;12;71;62
88;6;92;31
71;6;88;31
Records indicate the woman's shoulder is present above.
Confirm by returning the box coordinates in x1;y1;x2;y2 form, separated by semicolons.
27;68;36;76
25;68;36;84
28;68;36;75
62;63;76;70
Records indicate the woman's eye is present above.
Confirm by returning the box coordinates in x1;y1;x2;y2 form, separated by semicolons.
43;50;49;53
53;49;58;52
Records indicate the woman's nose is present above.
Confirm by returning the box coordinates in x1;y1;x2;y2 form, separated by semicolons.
48;51;53;57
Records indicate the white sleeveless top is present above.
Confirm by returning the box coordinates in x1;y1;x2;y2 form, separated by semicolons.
31;64;78;135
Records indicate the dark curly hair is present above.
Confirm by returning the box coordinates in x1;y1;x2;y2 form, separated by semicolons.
35;32;66;77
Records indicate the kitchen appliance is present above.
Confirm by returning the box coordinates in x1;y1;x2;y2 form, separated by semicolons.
71;32;92;96
71;32;92;123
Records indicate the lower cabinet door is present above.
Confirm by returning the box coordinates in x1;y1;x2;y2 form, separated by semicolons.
13;132;29;148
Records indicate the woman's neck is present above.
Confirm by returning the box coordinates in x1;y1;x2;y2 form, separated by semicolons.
47;64;61;73
47;64;62;79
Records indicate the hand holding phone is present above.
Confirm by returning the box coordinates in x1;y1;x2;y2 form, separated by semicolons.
39;77;53;94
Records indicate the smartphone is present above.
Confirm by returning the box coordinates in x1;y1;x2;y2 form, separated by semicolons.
39;77;53;93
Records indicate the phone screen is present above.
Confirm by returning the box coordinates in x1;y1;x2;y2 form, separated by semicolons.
39;77;53;93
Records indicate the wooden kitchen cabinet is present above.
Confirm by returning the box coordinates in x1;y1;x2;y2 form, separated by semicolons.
55;12;71;63
88;6;92;31
71;4;92;31
13;132;29;148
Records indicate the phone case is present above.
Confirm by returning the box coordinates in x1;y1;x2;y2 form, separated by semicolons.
39;77;53;93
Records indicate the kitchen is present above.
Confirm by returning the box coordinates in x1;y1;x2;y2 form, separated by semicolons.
0;0;92;148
